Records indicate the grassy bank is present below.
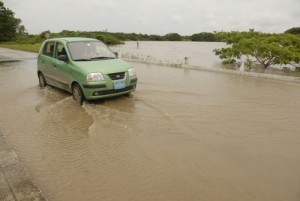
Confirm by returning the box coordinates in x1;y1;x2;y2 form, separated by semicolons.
0;42;41;53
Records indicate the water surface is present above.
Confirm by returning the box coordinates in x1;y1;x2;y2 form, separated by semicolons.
0;47;300;201
112;41;300;78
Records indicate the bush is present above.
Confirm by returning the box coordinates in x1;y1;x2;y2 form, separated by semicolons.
191;32;216;42
164;33;182;41
95;34;123;45
284;27;300;35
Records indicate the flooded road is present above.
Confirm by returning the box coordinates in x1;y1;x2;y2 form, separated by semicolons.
1;47;300;201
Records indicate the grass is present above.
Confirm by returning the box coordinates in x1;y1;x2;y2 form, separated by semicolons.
0;43;41;53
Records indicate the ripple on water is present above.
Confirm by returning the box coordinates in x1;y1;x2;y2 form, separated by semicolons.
1;51;300;201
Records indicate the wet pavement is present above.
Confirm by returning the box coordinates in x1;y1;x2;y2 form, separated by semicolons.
0;48;46;200
0;131;47;201
1;47;300;201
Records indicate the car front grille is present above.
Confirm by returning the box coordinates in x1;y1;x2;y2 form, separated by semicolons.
108;72;125;80
93;85;135;96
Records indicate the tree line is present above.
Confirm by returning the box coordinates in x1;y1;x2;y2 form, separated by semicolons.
3;29;218;45
1;1;299;45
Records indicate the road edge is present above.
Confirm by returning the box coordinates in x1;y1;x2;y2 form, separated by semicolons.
0;131;48;201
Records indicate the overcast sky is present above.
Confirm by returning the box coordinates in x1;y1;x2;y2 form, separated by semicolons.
2;0;300;35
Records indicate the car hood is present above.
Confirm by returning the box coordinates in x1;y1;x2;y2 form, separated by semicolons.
72;58;131;74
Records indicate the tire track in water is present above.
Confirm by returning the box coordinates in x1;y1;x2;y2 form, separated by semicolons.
32;96;94;199
79;94;200;200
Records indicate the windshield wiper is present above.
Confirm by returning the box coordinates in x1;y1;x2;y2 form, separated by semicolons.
73;58;92;61
91;56;115;60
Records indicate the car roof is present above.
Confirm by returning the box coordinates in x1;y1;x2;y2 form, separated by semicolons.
46;37;99;43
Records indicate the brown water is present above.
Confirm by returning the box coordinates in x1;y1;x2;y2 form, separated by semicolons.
112;41;226;68
1;47;300;201
112;41;300;78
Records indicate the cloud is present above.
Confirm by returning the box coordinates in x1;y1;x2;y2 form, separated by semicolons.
170;15;184;24
2;0;299;35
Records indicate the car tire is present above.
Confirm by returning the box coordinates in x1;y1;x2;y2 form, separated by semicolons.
38;73;47;88
72;83;85;105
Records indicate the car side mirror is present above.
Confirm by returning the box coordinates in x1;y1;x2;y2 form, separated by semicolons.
114;52;119;58
58;55;68;63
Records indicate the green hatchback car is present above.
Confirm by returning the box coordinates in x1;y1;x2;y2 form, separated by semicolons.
37;37;137;104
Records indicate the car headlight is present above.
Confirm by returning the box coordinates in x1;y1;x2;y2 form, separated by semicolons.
128;68;136;76
86;73;105;81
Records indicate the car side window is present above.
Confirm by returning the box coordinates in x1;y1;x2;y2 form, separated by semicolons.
55;43;67;58
42;42;55;57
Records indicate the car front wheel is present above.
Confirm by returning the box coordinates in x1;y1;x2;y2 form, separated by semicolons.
72;83;85;105
38;73;46;88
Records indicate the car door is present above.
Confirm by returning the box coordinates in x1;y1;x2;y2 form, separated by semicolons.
53;42;73;91
38;41;57;85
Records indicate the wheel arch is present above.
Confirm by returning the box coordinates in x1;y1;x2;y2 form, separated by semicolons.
71;81;80;90
37;70;43;76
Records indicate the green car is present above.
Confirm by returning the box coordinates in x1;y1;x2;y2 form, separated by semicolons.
37;37;137;104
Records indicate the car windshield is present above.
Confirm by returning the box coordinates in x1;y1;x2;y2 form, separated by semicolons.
67;41;116;61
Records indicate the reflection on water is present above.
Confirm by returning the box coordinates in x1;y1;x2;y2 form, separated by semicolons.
1;48;300;201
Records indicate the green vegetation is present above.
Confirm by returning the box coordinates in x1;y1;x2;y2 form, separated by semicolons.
0;1;26;41
284;27;300;35
47;30;123;45
0;42;41;52
0;29;218;52
213;30;300;69
191;32;216;42
164;33;182;41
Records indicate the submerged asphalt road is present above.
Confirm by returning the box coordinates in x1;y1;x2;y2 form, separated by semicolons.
1;47;300;201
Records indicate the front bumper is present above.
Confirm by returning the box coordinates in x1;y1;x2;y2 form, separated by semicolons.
81;76;137;100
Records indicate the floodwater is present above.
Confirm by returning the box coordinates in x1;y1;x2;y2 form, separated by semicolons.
1;47;300;201
112;41;226;68
112;41;300;78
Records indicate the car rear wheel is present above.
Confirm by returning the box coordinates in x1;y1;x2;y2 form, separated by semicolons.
38;73;46;88
72;83;85;105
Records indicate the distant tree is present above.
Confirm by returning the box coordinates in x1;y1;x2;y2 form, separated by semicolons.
112;32;127;41
38;30;52;39
284;27;300;35
59;30;77;37
214;30;300;68
164;33;182;41
127;33;139;41
191;32;216;42
17;24;27;35
0;1;25;41
95;33;121;45
149;34;163;41
138;33;149;40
